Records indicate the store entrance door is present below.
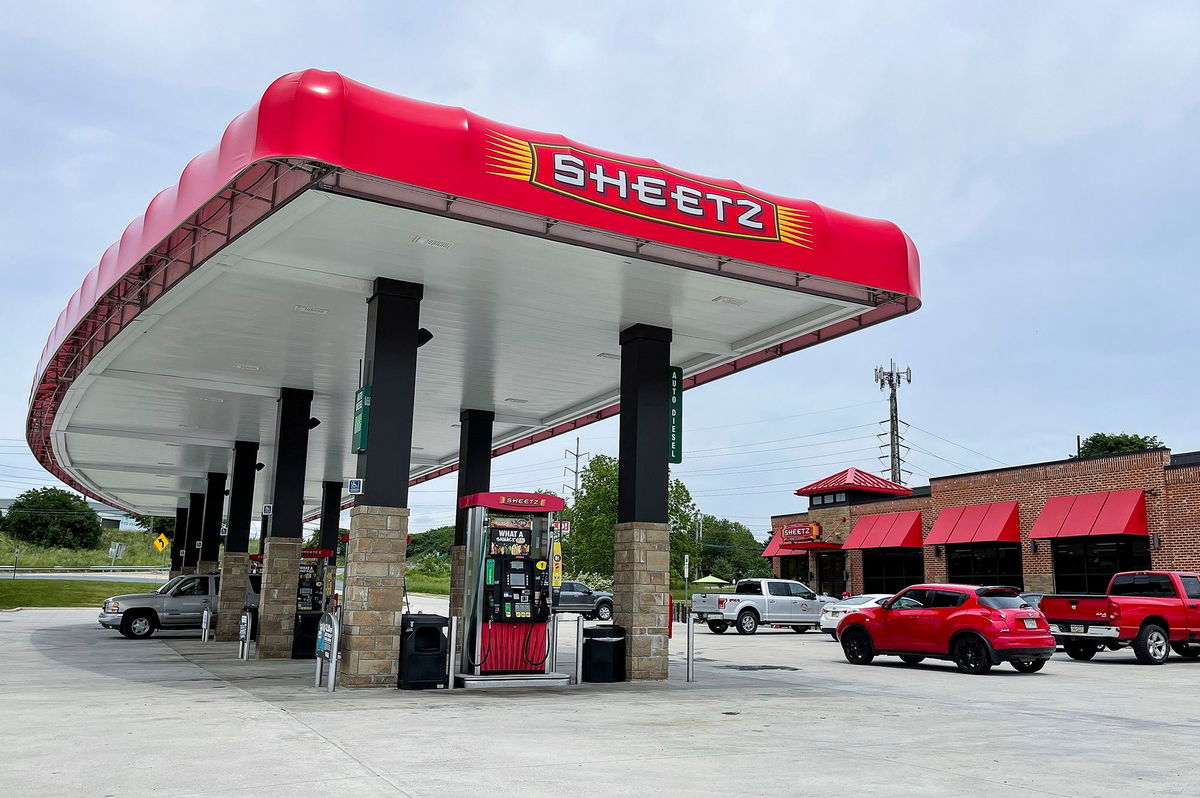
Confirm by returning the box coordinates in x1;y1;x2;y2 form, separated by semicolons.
779;554;807;581
816;551;846;597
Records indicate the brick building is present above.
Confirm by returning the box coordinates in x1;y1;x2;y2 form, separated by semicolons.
765;449;1200;597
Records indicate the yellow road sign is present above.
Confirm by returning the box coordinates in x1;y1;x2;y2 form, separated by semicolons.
153;533;169;552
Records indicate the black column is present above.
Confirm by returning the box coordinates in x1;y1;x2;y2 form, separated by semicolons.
617;324;673;524
355;278;423;508
170;506;188;572
184;492;204;568
199;472;227;566
319;480;341;562
270;387;313;538
454;409;494;546
226;441;258;554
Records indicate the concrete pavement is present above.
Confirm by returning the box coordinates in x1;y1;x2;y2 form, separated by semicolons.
2;602;1198;797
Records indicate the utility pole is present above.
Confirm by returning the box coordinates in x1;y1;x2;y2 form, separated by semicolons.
562;437;589;496
875;359;912;484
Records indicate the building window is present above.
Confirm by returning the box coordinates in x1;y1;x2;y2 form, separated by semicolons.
946;543;1024;590
1052;536;1151;594
811;495;824;506
862;549;925;594
835;492;846;503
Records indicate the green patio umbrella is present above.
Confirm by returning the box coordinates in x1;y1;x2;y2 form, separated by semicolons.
691;575;730;585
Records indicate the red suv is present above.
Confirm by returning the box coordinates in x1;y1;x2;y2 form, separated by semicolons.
837;584;1056;674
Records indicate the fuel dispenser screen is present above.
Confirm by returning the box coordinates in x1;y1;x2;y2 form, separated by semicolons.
296;561;325;611
483;519;549;623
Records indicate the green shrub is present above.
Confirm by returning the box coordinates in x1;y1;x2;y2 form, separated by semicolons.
4;488;102;550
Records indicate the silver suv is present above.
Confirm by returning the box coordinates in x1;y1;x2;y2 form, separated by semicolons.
98;573;260;639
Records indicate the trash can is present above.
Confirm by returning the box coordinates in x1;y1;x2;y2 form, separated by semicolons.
582;624;626;683
398;613;449;689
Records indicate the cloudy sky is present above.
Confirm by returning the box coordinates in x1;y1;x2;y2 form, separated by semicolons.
2;2;1198;539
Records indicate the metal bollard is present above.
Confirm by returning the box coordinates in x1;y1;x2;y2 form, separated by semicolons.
574;614;585;685
446;616;458;690
686;615;696;683
201;608;212;643
547;612;558;672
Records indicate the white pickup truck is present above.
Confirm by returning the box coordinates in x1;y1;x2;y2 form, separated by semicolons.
691;578;838;634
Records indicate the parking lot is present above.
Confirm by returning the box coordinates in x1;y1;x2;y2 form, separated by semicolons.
2;603;1198;797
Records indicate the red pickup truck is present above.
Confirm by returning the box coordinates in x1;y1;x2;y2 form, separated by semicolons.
1040;571;1200;664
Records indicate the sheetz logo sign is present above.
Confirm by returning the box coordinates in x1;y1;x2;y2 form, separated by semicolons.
782;522;822;544
486;131;813;248
499;495;546;508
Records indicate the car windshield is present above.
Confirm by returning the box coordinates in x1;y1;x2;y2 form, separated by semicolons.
156;576;185;594
978;595;1031;609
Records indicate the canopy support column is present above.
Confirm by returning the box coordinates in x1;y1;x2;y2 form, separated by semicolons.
216;441;258;641
197;471;227;576
257;388;313;659
183;492;204;574
169;506;187;578
614;323;673;682
340;278;423;687
450;409;494;638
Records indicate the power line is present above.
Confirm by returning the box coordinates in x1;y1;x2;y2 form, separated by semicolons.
687;423;878;454
906;423;1008;466
687;399;880;433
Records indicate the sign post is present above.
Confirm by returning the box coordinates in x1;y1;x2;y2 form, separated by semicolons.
668;366;683;464
238;609;254;660
108;541;126;567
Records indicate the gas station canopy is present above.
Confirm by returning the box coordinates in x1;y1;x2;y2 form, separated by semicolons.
26;70;920;518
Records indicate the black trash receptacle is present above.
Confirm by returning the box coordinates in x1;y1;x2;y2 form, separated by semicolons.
292;610;322;659
582;624;626;683
398;613;449;689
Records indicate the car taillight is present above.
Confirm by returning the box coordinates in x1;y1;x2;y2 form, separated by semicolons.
989;610;1007;621
1108;601;1121;622
717;598;727;609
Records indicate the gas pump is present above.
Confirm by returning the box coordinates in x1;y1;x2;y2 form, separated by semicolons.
458;492;565;681
248;546;332;658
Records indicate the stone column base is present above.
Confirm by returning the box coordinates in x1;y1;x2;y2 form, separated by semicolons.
448;544;466;648
613;522;670;681
214;552;250;641
256;538;302;659
1024;573;1054;593
196;560;218;575
338;505;408;688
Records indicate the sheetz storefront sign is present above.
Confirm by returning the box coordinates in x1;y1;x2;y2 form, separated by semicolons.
782;522;822;545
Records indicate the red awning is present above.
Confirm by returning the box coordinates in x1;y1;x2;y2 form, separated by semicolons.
762;530;842;557
925;502;1020;546
842;511;923;549
1030;490;1147;539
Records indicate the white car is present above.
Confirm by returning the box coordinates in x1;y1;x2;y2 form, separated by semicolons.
819;594;892;639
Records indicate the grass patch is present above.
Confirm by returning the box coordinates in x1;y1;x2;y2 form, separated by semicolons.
0;530;171;568
0;579;162;610
405;573;450;595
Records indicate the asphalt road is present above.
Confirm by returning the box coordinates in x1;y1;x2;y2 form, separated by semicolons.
2;602;1197;797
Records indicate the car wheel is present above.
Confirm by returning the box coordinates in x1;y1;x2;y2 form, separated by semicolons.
736;611;759;635
120;612;156;640
1170;642;1200;658
1133;624;1170;665
1064;640;1099;661
840;628;874;665
952;635;992;674
707;620;729;635
595;602;613;622
1011;658;1046;673
898;654;924;665
790;625;808;634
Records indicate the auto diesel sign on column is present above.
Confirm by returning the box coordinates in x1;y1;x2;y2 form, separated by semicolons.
669;366;683;464
351;385;371;453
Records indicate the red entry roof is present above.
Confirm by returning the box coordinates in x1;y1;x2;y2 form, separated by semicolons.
842;511;924;549
925;502;1020;546
761;530;842;557
1030;490;1147;539
794;468;912;497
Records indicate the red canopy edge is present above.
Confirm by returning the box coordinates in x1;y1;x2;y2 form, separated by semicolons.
1030;490;1147;540
925;501;1020;546
26;69;921;513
